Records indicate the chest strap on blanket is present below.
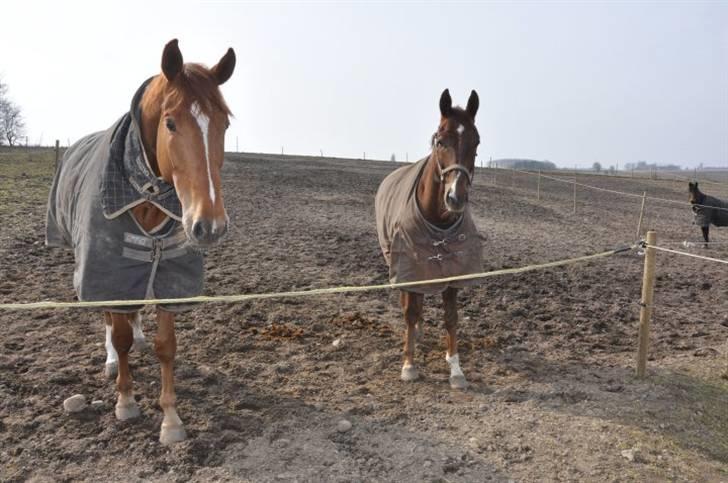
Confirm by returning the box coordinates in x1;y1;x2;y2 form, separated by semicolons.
121;230;190;299
121;231;189;263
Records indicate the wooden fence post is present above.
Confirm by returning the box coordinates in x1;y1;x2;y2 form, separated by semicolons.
636;191;647;240
54;140;60;169
637;230;657;378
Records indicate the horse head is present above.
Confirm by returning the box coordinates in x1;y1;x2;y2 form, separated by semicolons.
431;89;480;214
141;39;236;247
688;181;704;206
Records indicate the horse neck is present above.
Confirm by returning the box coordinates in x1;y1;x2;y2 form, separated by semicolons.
133;76;169;231
138;76;165;178
416;154;458;227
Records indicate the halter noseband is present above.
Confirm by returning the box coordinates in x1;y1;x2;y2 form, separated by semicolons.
436;160;473;185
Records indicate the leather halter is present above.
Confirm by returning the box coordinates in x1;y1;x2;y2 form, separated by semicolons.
431;135;474;185
435;159;473;185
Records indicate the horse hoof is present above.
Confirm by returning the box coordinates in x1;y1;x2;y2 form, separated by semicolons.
401;365;419;382
104;362;118;379
115;400;140;420
160;424;187;445
449;375;469;390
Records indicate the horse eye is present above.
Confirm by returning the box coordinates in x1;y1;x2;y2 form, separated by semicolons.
165;118;176;132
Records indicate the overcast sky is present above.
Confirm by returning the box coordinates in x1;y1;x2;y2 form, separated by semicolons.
1;1;726;168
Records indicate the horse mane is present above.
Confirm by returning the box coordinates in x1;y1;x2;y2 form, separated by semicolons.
152;63;232;117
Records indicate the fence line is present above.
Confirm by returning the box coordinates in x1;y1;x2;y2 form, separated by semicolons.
645;244;728;265
480;165;728;189
658;240;728;246
0;245;636;311
498;168;728;213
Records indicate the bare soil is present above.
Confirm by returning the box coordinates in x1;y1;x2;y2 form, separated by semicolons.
1;148;727;482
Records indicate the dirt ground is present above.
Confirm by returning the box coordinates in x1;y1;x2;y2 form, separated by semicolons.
1;148;727;482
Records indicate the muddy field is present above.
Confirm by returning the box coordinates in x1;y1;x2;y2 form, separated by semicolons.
1;148;727;482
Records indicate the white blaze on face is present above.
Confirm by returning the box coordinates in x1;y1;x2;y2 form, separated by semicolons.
190;102;215;205
445;171;463;206
456;124;465;135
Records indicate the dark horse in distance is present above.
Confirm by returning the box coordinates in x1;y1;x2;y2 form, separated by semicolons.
688;181;728;246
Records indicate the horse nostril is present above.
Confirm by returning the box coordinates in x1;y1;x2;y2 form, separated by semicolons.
447;191;459;205
192;220;209;241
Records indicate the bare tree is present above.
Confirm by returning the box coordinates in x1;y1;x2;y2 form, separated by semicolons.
0;77;25;146
592;162;602;173
0;79;7;143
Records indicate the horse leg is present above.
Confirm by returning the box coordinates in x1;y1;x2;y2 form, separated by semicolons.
702;226;710;248
103;312;118;379
400;290;423;382
111;312;140;420
443;287;468;389
155;308;186;444
130;312;148;352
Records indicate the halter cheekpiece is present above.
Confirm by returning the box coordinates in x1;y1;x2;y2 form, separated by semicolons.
431;133;474;185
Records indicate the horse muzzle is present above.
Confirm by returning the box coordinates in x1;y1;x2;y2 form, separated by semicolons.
444;190;467;214
188;218;228;247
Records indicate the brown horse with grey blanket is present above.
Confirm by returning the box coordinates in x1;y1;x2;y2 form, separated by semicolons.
46;40;235;444
376;89;482;389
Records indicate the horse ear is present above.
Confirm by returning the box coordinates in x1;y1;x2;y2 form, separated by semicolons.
162;39;184;82
211;48;236;85
466;90;479;119
439;89;453;118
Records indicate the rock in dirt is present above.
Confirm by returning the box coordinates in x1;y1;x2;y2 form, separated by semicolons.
332;338;343;348
272;438;291;448
90;400;104;409
337;419;352;433
621;448;642;463
63;394;87;413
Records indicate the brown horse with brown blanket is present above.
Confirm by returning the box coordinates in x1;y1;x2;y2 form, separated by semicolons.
376;89;482;389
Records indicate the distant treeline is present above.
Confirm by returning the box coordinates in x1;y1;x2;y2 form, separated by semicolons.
490;159;557;170
623;161;682;171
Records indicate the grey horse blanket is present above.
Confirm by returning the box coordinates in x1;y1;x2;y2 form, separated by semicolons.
46;79;203;312
375;157;483;295
693;195;728;228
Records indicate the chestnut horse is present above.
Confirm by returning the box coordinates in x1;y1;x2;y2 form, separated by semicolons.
47;40;235;444
375;89;481;389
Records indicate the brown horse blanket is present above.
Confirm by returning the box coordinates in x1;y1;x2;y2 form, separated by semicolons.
693;195;728;228
45;79;203;312
375;157;483;294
